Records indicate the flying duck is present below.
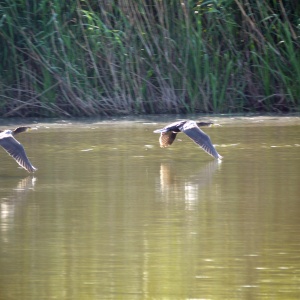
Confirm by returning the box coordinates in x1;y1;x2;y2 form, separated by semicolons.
154;120;222;159
0;127;37;173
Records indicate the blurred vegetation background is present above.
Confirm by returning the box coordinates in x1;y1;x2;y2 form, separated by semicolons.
0;0;299;117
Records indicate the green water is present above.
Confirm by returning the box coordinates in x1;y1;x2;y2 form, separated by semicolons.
0;116;300;299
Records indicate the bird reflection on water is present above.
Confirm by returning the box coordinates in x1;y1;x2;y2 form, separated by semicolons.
159;160;222;207
0;176;37;238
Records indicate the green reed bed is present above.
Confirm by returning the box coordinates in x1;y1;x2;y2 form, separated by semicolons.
0;0;299;117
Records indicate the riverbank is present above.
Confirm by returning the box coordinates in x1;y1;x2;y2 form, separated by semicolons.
0;1;299;117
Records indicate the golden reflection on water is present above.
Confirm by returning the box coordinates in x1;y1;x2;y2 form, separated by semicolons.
0;176;36;235
159;160;222;209
0;116;300;300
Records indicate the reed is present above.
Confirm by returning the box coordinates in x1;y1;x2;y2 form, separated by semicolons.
0;0;299;117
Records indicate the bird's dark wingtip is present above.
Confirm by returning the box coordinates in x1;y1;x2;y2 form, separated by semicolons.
26;165;38;173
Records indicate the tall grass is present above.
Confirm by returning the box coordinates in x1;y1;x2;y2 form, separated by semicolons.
0;0;299;117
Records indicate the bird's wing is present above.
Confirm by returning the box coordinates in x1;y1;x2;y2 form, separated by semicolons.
182;121;222;159
159;132;177;148
0;136;37;172
154;120;186;134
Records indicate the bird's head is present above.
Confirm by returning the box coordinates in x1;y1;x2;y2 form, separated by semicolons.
196;122;222;128
196;122;213;127
12;126;32;136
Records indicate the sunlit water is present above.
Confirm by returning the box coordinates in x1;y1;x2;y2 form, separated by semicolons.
0;115;300;299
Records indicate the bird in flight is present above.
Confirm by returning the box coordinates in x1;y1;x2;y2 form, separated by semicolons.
0;126;37;173
154;120;222;159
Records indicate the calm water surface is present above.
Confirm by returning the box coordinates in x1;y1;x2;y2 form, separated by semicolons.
0;116;300;300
